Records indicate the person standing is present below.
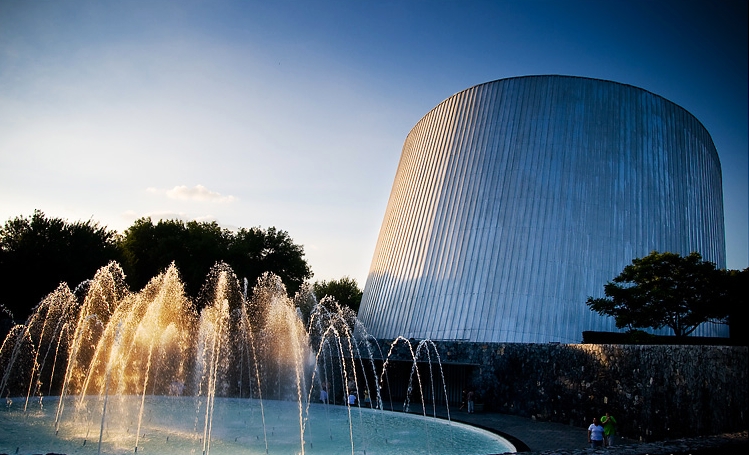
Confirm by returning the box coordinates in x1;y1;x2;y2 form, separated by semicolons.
466;390;475;414
601;411;617;446
587;417;605;448
319;387;328;404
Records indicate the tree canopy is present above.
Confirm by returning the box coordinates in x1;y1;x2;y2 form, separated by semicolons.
586;251;742;338
119;218;312;308
312;276;363;313
1;212;313;321
118;218;229;298
0;210;120;321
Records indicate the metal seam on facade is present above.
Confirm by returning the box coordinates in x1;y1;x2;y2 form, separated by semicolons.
358;75;727;343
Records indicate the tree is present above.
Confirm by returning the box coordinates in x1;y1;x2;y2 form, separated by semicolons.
312;276;363;313
586;251;730;338
0;210;120;322
227;226;311;298
118;218;230;299
118;218;312;307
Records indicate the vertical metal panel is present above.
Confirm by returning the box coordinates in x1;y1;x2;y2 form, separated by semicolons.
359;75;727;343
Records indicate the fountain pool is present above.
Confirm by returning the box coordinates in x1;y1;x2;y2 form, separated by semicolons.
1;396;515;454
1;262;517;454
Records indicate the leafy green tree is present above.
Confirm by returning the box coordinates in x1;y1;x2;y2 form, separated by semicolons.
0;210;120;321
118;218;311;307
586;251;730;338
118;218;230;299
227;226;311;298
312;276;363;313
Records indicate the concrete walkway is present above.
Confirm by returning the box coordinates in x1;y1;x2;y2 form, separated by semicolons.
412;406;594;452
448;410;588;452
415;406;747;455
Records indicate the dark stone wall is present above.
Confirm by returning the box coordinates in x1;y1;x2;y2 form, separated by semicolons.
375;340;748;441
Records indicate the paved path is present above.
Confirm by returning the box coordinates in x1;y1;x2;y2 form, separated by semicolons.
411;406;746;455
407;406;633;452
448;410;588;452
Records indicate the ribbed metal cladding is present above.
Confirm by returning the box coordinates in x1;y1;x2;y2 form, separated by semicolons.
359;75;727;343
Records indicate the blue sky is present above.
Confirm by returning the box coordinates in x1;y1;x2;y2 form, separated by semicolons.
0;0;746;287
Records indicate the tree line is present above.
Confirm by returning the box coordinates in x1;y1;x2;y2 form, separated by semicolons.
0;210;361;323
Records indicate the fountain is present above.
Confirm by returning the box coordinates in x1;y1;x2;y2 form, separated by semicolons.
0;262;515;454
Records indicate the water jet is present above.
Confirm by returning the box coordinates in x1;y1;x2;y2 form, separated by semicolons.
1;262;515;454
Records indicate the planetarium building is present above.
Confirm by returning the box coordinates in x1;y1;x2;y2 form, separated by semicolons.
358;75;726;343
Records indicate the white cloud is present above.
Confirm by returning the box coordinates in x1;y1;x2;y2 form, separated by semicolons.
148;185;238;203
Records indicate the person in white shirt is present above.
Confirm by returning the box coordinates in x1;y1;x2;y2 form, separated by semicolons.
588;417;605;448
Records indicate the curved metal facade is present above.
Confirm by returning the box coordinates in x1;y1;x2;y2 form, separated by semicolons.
358;75;726;343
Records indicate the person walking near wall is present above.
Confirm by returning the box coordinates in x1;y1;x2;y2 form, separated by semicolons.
601;411;617;446
362;389;371;407
588;417;605;448
467;390;475;413
319;386;328;404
